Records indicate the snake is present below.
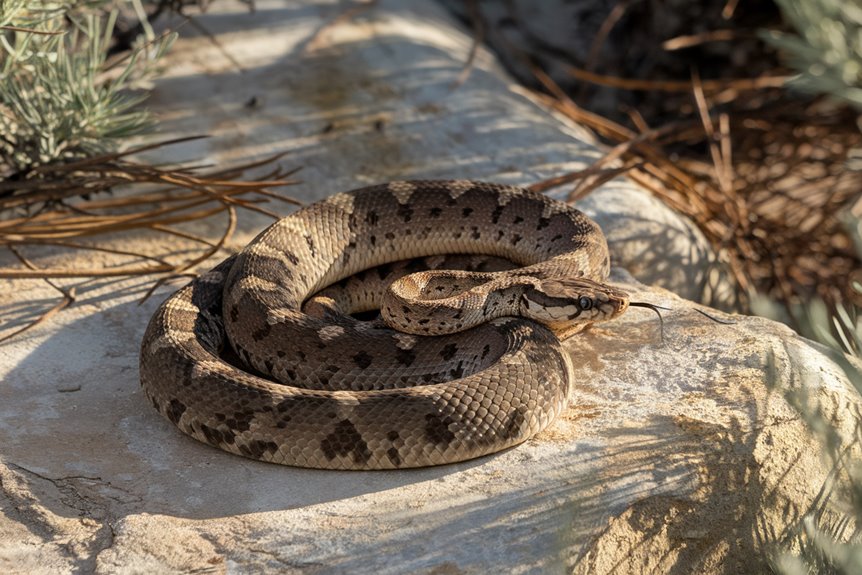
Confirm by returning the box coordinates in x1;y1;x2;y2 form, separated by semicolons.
139;180;630;470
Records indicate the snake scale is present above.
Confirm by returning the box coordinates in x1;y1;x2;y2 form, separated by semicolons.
140;180;630;469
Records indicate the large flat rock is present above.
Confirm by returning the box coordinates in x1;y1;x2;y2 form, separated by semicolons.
1;1;858;573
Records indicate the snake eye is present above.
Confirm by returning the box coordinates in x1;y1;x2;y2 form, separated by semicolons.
578;296;593;310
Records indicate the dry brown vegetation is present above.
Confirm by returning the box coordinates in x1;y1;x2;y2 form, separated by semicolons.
0;136;299;342
486;0;862;321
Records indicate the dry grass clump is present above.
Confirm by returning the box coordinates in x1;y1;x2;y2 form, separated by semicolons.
0;136;299;278
495;0;862;324
0;136;299;341
532;70;861;319
451;0;860;320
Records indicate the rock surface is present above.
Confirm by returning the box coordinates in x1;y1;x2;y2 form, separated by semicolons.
0;1;858;573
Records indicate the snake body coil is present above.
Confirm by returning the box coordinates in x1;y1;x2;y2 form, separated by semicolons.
140;181;628;469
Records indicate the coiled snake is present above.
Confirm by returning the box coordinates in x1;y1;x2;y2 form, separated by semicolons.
140;181;630;469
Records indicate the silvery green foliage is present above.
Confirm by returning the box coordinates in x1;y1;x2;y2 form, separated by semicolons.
0;1;175;178
763;0;862;108
761;4;862;569
769;341;862;574
758;215;862;574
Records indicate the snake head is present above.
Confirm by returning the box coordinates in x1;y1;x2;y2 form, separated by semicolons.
519;277;629;338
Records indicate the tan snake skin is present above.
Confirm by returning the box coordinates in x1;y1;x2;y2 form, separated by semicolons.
140;181;629;469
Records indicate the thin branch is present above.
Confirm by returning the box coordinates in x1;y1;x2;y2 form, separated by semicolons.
662;29;743;51
0;25;65;35
452;0;484;88
584;2;629;73
567;65;791;92
302;0;378;54
692;71;734;196
0;246;77;343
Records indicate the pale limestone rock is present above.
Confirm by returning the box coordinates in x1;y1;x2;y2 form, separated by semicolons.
0;1;857;573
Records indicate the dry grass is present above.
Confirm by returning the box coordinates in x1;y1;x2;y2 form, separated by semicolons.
524;55;861;321
343;0;861;318
0;136;300;341
453;0;860;319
